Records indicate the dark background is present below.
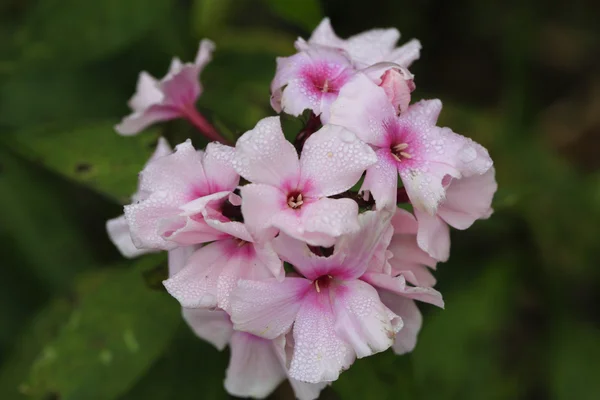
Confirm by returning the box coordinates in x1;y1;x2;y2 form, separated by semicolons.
1;0;599;399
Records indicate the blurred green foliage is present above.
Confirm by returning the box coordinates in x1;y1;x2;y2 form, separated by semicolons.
1;0;599;399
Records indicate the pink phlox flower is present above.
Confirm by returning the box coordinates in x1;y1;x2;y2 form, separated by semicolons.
270;44;355;123
230;211;404;383
124;139;240;251
233;116;377;247
163;214;284;311
362;208;442;355
115;39;215;135
329;73;493;229
182;309;326;400
300;18;421;69
106;137;172;258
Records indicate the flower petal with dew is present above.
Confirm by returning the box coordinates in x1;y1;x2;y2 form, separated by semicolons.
234;116;376;247
116;40;215;135
301;18;421;68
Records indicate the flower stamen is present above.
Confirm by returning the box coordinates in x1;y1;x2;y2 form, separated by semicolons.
391;143;412;161
287;193;304;209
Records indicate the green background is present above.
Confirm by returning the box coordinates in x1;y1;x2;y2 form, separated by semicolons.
1;0;599;399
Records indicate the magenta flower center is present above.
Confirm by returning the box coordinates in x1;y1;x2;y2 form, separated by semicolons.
287;191;304;209
391;142;412;162
314;274;333;293
301;62;352;96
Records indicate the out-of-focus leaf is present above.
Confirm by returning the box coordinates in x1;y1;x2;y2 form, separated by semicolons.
0;150;96;291
550;323;600;400
0;67;123;129
217;28;295;56
191;0;232;38
262;0;322;31
412;263;519;399
122;325;228;400
16;0;172;67
2;122;160;203
0;298;72;399
333;351;417;400
20;256;179;400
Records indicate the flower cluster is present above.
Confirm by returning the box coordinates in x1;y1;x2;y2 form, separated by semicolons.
108;18;496;400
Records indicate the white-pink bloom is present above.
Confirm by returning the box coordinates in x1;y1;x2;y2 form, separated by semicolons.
233;116;377;247
115;40;215;135
414;167;497;261
363;63;416;115
106;137;172;258
230;211;404;383
363;209;442;355
163;220;283;311
329;73;493;233
124;139;239;250
270;44;355;123
182;309;326;400
301;18;422;68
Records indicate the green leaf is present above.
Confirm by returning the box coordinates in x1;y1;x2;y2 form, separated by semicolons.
550;323;600;400
0;150;96;291
16;0;173;67
2;122;160;203
262;0;322;31
122;325;228;400
191;0;232;38
21;256;180;400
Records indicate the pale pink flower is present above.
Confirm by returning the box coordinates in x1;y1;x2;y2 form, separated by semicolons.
329;73;493;219
230;211;404;383
115;40;215;135
363;209;442;355
163;221;283;311
301;18;422;68
233;116;377;247
270;44;355;123
363;63;416;115
106;137;172;258
414;167;497;261
124;139;239;250
182;309;326;399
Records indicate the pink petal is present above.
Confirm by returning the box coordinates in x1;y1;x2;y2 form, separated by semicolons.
402;98;442;126
203;142;239;193
361;272;444;308
296;197;360;247
138;139;207;199
239;183;284;243
194;39;216;72
106;215;155;258
130;137;172;203
378;67;415;114
378;291;423;355
342;28;400;67
164;240;274;311
159;65;201;109
230;278;312;339
128;72;162;111
300;125;377;198
414;207;451;262
124;191;181;250
388;39;422;67
163;240;232;308
272;232;337;281
224;332;286;399
182;308;233;351
167;246;196;276
115;104;181;136
233;116;300;187
288;290;355;383
360;149;400;210
333;280;402;358
438;168;497;230
329;72;396;147
306;18;344;49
